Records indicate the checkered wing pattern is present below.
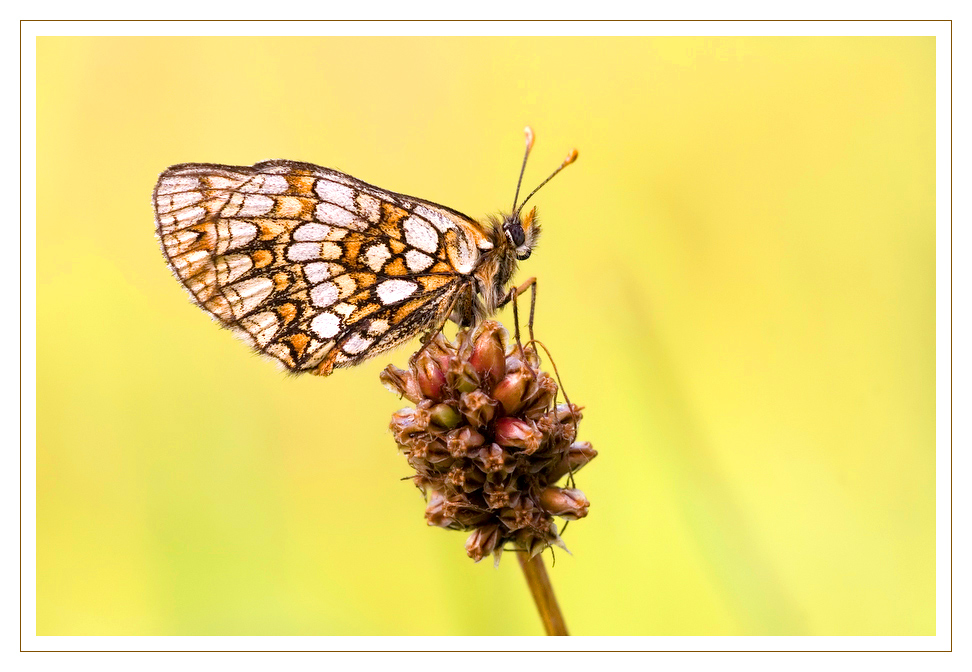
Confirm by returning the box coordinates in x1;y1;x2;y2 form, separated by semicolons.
154;160;493;376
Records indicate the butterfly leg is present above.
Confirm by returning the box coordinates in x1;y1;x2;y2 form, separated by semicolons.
506;276;537;348
409;290;465;366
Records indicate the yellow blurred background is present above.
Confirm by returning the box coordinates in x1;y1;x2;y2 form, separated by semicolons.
35;36;936;636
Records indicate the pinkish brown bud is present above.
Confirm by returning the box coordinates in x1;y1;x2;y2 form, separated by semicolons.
380;365;423;404
389;408;429;445
469;322;507;387
494;417;542;454
465;524;501;562
455;503;492;527
424;440;454;469
447;359;481;393
499;497;541;531
415;353;447;401
429;403;461;428
539;487;590;520
547;441;598;482
516;523;566;557
567;441;597;471
447;464;486;494
474;443;509;474
552;403;583;423
522;373;557;412
492;370;531;415
446;426;485;458
458;390;498;428
426;491;458;528
484;488;511;509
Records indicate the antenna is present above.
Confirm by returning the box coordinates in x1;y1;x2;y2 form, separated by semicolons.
511;126;536;212
515;147;579;218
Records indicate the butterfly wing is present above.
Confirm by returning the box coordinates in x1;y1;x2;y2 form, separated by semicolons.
154;159;492;375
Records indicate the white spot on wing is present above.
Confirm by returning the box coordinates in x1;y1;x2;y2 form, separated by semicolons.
403;216;438;254
304;261;342;283
224;276;274;317
414;204;457;233
164;205;206;232
215;253;254;284
311;282;339;308
377;279;418;305
287;242;321;261
157;190;203;213
259;175;289;194
171;249;208;275
215;220;258;254
240;174;287;194
236;194;274;218
315;179;356;209
343;333;374;355
365;244;391;272
293;223;332;241
449;231;477;274
157;175;200;195
311;311;341;338
404;249;434;272
315;202;367;231
239;311;280;346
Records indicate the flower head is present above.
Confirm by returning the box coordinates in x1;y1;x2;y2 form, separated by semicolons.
381;321;597;563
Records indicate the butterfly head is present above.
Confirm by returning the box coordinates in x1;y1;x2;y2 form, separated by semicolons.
503;127;577;263
502;206;540;260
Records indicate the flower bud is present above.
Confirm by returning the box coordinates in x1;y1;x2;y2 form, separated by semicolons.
447;464;486;493
455;503;492;527
446;426;485;458
484;488;511;509
474;443;509;474
390;408;428;445
522;373;557;413
539;487;590;520
458;390;498;427
447;359;481;393
469;322;507;387
465;524;501;562
430;403;461;428
415;352;447;401
499;497;541;531
494;417;542;454
424;439;454;469
566;441;597;472
517;524;567;558
552;403;582;424
380;365;423;403
425;491;457;528
492;369;530;415
546;441;598;482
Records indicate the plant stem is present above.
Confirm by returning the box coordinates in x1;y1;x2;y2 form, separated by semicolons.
517;551;569;635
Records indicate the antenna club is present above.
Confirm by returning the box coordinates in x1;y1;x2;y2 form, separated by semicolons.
524;126;536;152
564;149;579;166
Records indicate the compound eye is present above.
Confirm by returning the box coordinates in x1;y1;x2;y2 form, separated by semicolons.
506;224;525;247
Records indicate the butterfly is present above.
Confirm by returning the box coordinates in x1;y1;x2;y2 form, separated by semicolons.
154;127;577;376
